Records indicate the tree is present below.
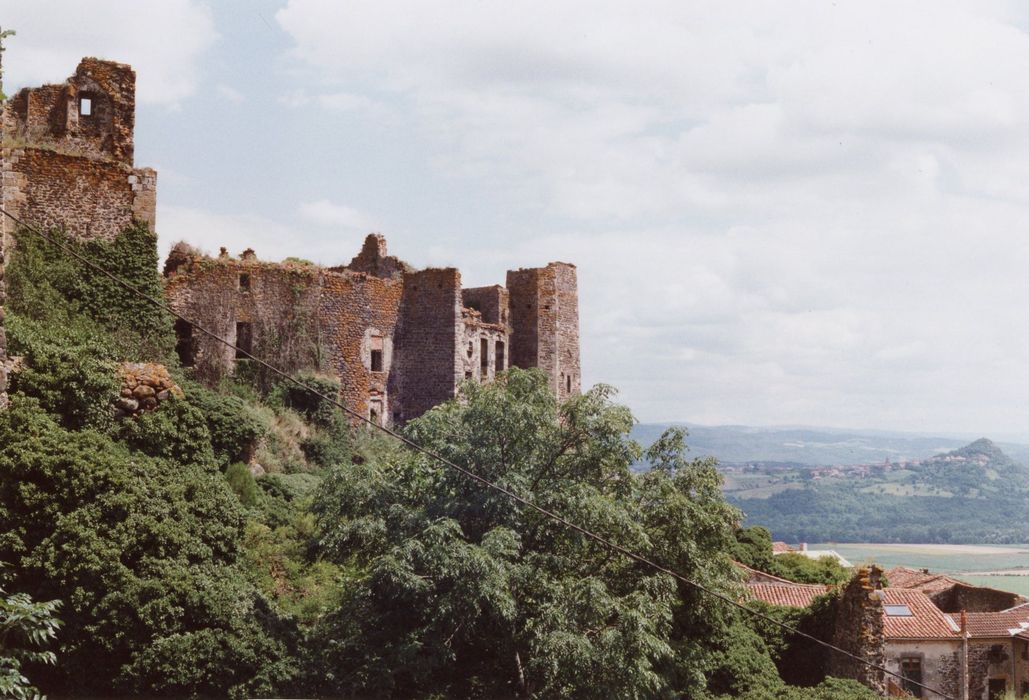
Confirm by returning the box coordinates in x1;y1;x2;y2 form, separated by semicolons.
308;369;770;698
0;582;60;700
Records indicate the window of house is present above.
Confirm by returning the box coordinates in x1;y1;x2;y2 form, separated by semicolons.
884;605;912;616
235;322;253;358
567;375;572;393
239;272;251;292
989;679;1007;700
900;657;923;698
496;341;505;370
371;349;383;372
465;370;473;380
174;319;196;367
481;338;489;375
467;341;474;358
80;96;92;116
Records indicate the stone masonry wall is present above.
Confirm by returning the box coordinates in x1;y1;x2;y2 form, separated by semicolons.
1;58;155;243
506;262;580;400
2;147;155;240
7;57;136;164
165;235;580;425
392;267;463;421
932;584;1021;614
830;566;886;695
320;269;403;424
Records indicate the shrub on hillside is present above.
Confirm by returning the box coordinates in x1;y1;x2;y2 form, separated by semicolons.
0;397;297;698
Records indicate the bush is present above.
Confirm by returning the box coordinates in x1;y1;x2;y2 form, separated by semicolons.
187;382;265;466
113;396;216;467
299;413;351;469
0;397;297;698
6;314;119;432
272;373;341;427
226;462;259;507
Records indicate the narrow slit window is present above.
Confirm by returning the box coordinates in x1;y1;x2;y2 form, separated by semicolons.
239;272;251;292
467;341;474;358
496;341;505;370
80;96;92;116
566;375;572;393
481;338;489;375
370;349;383;372
235;322;253;358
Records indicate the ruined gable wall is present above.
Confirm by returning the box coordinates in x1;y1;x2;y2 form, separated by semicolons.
392;267;463;421
319;271;403;424
7;58;136;164
462;285;508;326
931;585;1021;614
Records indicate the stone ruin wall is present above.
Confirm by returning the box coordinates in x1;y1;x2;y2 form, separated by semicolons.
391;267;464;421
164;236;581;426
830;566;886;695
319;267;403;423
507;262;580;401
1;58;156;244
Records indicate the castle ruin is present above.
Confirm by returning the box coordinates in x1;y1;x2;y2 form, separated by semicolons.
164;235;580;426
0;57;580;422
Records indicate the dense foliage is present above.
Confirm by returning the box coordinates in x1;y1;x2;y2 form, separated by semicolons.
732;526;849;585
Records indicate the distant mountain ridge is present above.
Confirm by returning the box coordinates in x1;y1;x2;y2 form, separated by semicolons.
632;423;1029;467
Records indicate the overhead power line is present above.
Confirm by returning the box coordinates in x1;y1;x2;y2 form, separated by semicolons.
0;206;955;700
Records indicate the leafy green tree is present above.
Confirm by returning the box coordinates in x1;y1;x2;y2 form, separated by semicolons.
308;369;771;698
770;553;850;586
0;582;60;700
732;525;775;571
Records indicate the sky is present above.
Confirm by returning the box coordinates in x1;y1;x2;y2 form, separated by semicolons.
5;0;1029;436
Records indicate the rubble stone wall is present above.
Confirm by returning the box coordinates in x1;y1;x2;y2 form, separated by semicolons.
830;566;886;694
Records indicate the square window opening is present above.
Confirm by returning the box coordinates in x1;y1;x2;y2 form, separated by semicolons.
239;272;251;292
80;96;92;116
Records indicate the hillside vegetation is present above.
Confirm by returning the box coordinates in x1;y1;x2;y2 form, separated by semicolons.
0;224;876;698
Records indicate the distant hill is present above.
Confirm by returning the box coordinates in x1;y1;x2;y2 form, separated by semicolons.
632;423;1029;467
730;439;1029;544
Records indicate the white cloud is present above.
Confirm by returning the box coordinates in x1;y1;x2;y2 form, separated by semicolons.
268;0;1029;434
2;0;217;105
159;204;354;267
216;84;245;104
297;199;375;231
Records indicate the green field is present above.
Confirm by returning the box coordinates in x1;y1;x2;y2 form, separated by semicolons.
809;543;1029;598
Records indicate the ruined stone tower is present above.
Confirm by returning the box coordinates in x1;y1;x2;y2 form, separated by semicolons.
0;58;156;243
0;57;158;410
